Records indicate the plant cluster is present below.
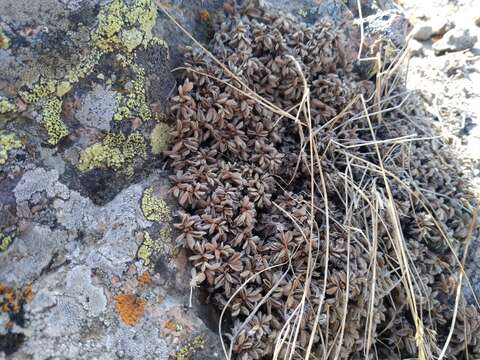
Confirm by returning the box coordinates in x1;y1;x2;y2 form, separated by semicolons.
168;4;480;359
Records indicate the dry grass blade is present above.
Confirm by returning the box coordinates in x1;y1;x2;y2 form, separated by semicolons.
364;190;379;359
437;207;478;360
361;93;429;359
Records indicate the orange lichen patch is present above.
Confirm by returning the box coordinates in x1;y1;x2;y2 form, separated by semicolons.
0;283;33;315
0;284;12;296
115;293;145;326
22;285;34;302
137;271;151;285
164;319;178;332
198;9;210;22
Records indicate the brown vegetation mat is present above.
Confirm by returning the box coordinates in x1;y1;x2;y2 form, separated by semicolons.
160;2;480;359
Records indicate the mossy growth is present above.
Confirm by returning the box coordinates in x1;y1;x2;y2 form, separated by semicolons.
42;97;69;145
137;226;174;266
141;187;171;222
79;132;147;176
0;132;22;166
92;0;160;53
0;98;16;114
175;336;205;360
150;122;170;155
0;233;15;252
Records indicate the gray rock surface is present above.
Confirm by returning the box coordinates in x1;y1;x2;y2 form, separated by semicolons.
1;165;220;359
412;18;451;41
363;9;411;48
433;28;478;54
0;0;225;358
76;85;119;131
408;38;425;56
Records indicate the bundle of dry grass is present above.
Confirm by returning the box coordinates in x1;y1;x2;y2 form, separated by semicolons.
161;2;480;359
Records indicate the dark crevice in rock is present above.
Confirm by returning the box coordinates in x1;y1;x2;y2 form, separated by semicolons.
0;332;26;356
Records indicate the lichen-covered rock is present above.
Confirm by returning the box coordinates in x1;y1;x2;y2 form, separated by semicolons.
0;0;224;357
1;165;219;358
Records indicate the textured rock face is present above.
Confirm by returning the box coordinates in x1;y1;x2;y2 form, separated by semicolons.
0;0;224;358
433;28;478;54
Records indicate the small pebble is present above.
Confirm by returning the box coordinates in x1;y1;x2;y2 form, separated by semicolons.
408;38;425;56
412;18;451;41
412;22;434;41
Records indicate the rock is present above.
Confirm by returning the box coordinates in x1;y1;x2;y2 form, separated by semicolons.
430;18;452;35
408;38;425;56
0;0;225;358
412;18;451;41
412;22;434;41
475;15;480;27
363;10;412;48
433;28;478;54
2;0;476;358
344;0;398;17
75;85;119;131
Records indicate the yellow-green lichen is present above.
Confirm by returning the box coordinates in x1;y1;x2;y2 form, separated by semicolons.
141;187;171;222
137;227;173;266
43;97;69;145
175;336;205;360
123;132;147;162
79;132;146;176
113;106;132;121
56;81;73;97
0;233;14;252
91;0;165;123
92;0;158;53
65;50;103;84
150;122;170;155
20;50;102;105
0;132;22;165
78;142;124;172
114;65;151;122
137;231;155;266
20;79;58;104
0;98;16;114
